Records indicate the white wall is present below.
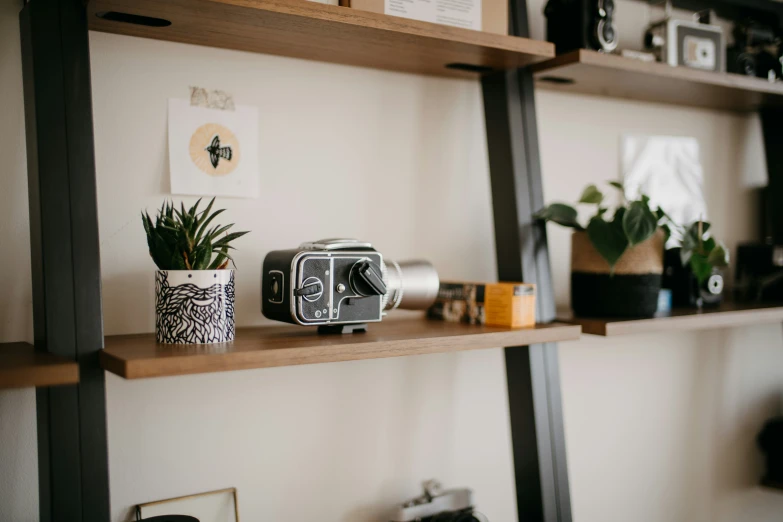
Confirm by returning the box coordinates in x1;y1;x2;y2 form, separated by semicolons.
1;0;782;521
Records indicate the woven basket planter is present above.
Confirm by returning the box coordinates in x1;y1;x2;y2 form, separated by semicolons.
571;230;664;318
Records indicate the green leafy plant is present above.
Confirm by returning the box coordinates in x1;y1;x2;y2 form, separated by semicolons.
535;181;671;273
141;198;249;270
677;220;729;285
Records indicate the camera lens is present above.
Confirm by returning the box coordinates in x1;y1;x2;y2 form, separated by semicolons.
383;260;440;311
603;25;616;44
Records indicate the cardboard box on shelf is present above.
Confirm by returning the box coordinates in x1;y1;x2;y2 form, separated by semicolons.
428;282;536;328
340;0;508;36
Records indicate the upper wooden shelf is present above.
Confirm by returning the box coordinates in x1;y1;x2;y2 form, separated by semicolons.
560;301;783;337
86;0;554;79
533;49;783;112
0;343;80;390
101;317;581;379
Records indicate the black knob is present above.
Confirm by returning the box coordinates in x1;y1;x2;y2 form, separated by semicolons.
350;260;387;297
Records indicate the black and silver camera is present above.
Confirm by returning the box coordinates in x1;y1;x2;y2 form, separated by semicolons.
390;480;486;522
727;19;783;80
544;0;619;54
262;239;439;332
645;8;725;72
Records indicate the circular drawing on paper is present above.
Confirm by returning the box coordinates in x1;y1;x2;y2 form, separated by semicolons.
189;123;240;176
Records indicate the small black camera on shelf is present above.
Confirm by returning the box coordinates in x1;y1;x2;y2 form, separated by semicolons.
544;0;618;54
261;239;439;333
664;248;724;308
391;480;487;522
727;19;783;80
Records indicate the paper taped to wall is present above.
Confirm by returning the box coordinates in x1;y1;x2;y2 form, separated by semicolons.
168;98;259;198
621;135;707;245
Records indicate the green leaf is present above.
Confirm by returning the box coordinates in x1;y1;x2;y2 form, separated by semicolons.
578;184;604;205
212;231;250;248
535;203;583;230
587;215;629;272
623;201;658;246
608;181;624;191
661;223;671;244
690;253;713;285
707;241;729;267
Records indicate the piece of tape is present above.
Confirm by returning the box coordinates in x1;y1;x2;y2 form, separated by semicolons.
189;86;235;111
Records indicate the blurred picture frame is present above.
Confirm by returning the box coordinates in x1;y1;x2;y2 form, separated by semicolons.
136;487;239;522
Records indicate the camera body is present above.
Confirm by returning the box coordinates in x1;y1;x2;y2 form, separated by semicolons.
663;248;723;308
391;481;483;522
727;20;782;79
645;16;725;72
262;239;439;328
544;0;618;54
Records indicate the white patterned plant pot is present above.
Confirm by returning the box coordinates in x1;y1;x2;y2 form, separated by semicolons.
155;270;235;344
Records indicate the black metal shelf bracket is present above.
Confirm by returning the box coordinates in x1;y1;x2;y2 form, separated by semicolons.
482;1;573;520
20;0;110;520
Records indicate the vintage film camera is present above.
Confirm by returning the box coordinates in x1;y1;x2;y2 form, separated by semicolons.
262;239;439;332
645;7;725;72
544;0;619;54
727;19;783;80
391;480;486;522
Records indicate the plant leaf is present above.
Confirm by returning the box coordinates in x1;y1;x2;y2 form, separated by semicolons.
578;184;604;205
535;203;583;230
623;201;658;246
707;241;730;267
587;215;629;272
690;253;713;285
608;181;624;191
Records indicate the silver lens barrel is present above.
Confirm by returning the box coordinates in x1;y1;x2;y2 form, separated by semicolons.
383;259;440;311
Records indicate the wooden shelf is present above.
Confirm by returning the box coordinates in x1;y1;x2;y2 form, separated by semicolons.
86;0;554;79
559;301;783;337
0;343;80;389
101;317;581;379
533;49;783;112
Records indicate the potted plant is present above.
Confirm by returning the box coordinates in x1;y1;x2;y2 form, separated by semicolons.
142;198;249;344
536;181;671;318
663;220;729;308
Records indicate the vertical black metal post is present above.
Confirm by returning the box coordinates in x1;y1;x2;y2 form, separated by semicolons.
20;0;109;520
760;109;783;245
482;1;572;520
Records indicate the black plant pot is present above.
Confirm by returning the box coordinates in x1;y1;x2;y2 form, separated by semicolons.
570;231;664;318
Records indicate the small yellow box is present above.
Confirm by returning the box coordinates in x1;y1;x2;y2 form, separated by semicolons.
427;282;536;328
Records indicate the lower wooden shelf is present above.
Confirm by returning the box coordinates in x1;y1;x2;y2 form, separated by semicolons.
0;343;80;389
101;318;581;379
559;301;783;337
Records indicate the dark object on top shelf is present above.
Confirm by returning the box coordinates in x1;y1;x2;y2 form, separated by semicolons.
391;480;487;522
544;0;618;54
758;416;783;489
663;248;724;308
735;243;783;302
644;5;725;72
727;19;783;80
262;239;439;332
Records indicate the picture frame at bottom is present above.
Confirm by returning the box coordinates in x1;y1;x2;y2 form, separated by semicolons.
136;487;239;522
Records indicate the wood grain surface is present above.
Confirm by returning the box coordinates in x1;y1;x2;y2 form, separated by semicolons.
101;317;581;379
0;343;80;389
533;49;783;112
87;0;554;79
559;301;783;336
